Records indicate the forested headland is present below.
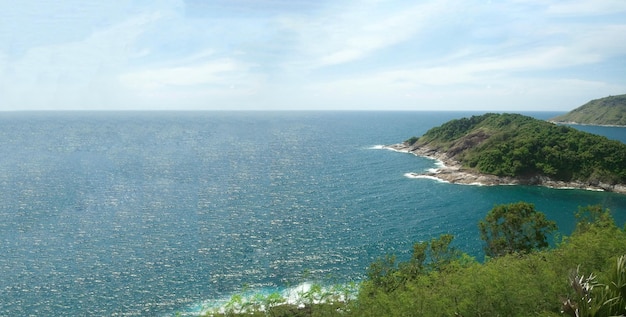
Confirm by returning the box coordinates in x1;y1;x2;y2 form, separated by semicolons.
551;94;626;126
404;113;626;192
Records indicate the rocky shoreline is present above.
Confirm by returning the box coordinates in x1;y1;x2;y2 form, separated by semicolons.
385;143;626;195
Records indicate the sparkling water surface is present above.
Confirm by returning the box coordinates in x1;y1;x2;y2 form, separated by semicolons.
1;111;625;316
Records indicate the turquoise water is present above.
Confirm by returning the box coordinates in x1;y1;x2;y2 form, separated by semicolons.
0;111;624;316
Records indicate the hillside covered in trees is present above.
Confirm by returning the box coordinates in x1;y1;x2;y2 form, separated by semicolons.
351;205;626;317
551;94;626;126
405;113;626;191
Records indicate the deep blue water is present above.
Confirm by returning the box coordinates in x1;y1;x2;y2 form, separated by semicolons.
1;111;625;316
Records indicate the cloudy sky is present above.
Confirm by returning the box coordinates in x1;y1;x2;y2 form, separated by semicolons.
1;0;625;111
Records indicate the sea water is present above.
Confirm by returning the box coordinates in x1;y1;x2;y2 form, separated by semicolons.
0;111;625;316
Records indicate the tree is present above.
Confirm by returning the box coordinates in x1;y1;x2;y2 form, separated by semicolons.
573;205;615;234
478;202;557;257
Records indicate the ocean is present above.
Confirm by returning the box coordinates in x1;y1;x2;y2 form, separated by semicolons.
1;111;625;316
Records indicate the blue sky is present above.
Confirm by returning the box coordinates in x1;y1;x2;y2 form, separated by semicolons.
1;0;625;111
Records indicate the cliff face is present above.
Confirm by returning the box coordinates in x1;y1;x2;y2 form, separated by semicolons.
550;94;626;126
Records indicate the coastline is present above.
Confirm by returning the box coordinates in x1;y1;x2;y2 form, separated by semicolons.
384;143;626;195
549;120;626;128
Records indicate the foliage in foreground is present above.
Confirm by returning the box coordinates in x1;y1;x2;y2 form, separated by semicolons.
563;254;626;317
479;201;557;257
352;205;626;317
198;205;626;317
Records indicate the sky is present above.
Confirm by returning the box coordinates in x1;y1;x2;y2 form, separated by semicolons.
0;0;625;111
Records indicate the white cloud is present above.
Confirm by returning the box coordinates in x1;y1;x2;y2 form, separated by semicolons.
569;24;626;58
281;0;450;68
299;71;623;111
262;0;626;111
319;50;363;66
301;32;621;96
1;0;624;111
119;59;244;90
547;0;626;16
0;13;163;110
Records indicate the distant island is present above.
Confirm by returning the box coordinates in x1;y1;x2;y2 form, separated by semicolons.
550;94;626;126
387;113;626;194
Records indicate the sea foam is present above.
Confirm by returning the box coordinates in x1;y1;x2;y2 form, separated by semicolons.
368;145;386;150
403;173;449;183
182;282;357;316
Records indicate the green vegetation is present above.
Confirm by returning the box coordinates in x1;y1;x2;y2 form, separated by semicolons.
413;113;626;184
405;136;419;146
478;202;556;257
351;204;626;317
563;255;626;317
551;94;626;126
198;204;626;317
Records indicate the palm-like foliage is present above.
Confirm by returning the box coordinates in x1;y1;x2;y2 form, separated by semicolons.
563;255;626;317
